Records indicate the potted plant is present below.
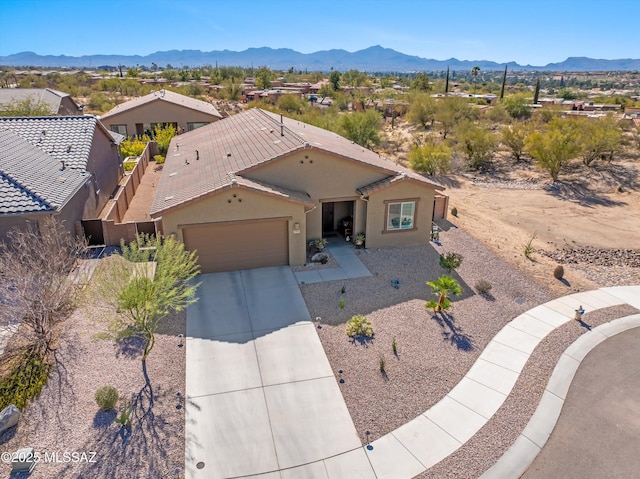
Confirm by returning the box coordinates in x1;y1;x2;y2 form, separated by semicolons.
355;233;365;248
314;238;328;251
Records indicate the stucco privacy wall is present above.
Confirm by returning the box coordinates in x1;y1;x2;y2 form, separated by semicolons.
365;179;436;248
103;101;220;136
243;149;389;239
159;186;307;266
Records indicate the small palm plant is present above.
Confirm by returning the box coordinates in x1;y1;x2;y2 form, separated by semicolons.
426;275;463;312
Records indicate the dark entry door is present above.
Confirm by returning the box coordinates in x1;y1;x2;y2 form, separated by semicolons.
322;202;334;235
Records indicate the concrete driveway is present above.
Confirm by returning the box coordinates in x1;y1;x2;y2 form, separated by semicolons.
185;267;365;479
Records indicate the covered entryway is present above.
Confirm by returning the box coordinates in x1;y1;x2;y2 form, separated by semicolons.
182;219;288;273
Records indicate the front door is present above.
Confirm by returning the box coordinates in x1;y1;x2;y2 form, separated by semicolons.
322;202;334;236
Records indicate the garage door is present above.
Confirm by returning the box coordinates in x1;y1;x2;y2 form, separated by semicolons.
183;219;289;273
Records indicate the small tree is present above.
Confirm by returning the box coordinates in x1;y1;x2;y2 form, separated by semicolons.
576;117;622;166
407;93;437;129
456;121;498;170
409;142;452;176
525;118;580;181
501;123;529;162
502;94;532;120
96;235;200;363
411;72;431;92
434;96;477;139
0;217;87;355
425;275;463;313
339;110;382;149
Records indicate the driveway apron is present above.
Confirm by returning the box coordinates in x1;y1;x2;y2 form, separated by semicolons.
185;266;363;479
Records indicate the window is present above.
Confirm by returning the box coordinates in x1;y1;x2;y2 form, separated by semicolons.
187;122;210;131
387;201;415;231
110;124;127;136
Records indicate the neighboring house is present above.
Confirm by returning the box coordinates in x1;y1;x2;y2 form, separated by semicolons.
0;116;123;241
150;108;446;273
0;88;82;115
100;89;223;137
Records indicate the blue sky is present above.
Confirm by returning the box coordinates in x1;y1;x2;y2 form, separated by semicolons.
0;0;638;65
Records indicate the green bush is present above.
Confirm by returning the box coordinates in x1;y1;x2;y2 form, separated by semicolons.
346;314;374;338
440;252;463;272
0;348;52;411
123;161;136;172
154;155;166;164
120;136;148;158
153;124;178;155
95;385;119;411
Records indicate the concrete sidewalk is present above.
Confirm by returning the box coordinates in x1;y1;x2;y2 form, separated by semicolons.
294;242;371;285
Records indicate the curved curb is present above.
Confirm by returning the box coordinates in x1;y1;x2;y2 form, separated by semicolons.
479;313;640;479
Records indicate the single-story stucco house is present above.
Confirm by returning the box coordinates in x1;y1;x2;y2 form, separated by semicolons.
0;116;123;242
150;108;446;273
100;89;223;137
0;88;83;116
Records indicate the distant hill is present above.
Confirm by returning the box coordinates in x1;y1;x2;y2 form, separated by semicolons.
1;46;638;72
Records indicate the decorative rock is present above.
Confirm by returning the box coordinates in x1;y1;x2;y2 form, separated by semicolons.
310;252;329;263
0;405;20;434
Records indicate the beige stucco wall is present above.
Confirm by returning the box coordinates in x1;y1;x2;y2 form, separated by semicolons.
364;179;436;249
244;149;389;240
102;100;220;137
159;186;307;266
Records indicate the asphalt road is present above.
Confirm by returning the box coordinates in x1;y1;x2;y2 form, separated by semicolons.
521;326;640;479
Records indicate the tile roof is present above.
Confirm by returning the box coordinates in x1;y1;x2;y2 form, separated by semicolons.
356;171;443;196
0;88;71;114
0;129;87;214
151;108;441;216
100;89;222;120
0;116;102;171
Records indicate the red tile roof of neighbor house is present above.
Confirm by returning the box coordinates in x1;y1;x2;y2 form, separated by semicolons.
150;108;441;217
100;89;222;120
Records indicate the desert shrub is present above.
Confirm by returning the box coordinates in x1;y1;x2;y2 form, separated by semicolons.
451;207;458;217
554;265;565;280
379;354;386;373
0;348;52;410
95;385;119;411
475;279;493;294
154;155;165;164
440;252;463;272
346;314;374;338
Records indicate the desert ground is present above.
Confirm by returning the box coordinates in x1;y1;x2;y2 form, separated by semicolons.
381;119;640;295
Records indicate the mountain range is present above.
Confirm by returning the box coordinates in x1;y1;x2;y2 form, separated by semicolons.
1;46;638;72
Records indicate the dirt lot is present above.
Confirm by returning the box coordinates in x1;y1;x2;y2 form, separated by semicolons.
382;119;640;295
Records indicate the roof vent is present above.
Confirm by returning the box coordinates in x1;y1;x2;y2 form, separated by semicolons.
67;145;72;153
60;160;66;170
195;149;199;161
226;152;231;157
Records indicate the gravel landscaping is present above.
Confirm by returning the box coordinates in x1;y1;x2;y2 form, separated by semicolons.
0;300;186;479
304;225;554;444
418;303;639;479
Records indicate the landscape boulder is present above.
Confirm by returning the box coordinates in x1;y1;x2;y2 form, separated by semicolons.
310;252;329;264
0;405;20;434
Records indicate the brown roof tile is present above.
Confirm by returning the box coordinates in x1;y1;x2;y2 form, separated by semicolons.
151;108;441;216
